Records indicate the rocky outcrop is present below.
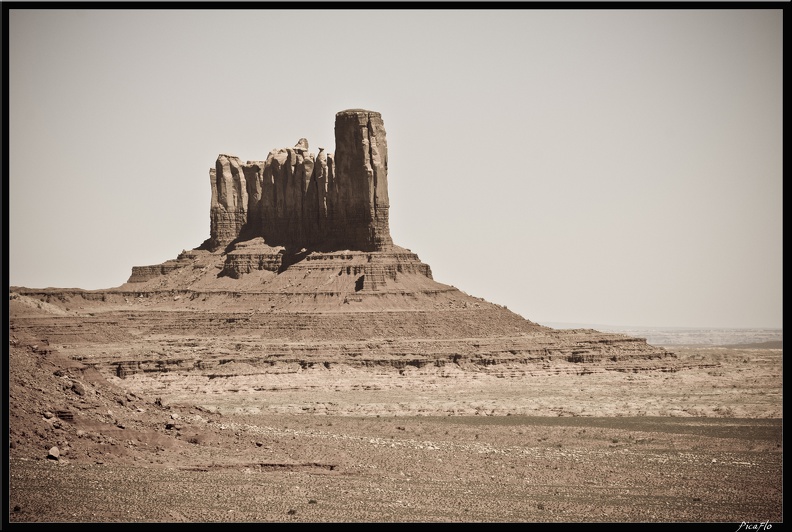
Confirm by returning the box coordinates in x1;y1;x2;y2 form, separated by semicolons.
220;238;285;278
216;244;433;287
128;251;202;283
201;109;392;254
329;110;392;251
131;109;401;282
255;140;320;248
208;155;249;249
127;109;405;285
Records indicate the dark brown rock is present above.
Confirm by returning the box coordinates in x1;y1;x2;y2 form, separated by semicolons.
330;109;392;251
209;154;249;249
210;110;391;251
130;110;398;281
71;381;86;396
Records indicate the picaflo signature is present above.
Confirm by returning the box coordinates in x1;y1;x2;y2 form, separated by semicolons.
736;522;773;531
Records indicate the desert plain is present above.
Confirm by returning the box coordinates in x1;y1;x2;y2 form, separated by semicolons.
7;288;782;523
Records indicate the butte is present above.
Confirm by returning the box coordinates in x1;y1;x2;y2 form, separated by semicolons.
11;110;681;405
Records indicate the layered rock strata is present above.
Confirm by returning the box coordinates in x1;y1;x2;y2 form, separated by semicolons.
10;291;680;382
218;237;432;289
127;251;203;283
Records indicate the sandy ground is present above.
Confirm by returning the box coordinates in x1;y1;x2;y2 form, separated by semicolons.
7;282;783;523
8;327;783;523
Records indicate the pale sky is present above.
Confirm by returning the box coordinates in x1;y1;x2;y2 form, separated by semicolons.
8;8;783;329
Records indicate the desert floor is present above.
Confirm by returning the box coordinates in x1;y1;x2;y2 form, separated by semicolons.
8;332;783;523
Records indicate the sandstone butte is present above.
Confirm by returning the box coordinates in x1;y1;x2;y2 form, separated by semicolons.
11;109;682;379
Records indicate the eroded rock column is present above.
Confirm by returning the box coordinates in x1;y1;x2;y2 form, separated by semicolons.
331;109;393;251
209;154;248;249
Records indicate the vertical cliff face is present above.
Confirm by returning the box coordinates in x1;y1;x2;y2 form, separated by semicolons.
330;109;393;251
204;110;393;252
209;154;249;248
302;146;325;247
257;141;320;248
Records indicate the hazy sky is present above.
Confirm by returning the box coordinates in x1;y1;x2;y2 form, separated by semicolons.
8;8;783;329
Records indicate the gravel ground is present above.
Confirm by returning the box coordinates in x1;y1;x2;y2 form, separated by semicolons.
9;414;782;523
8;309;783;523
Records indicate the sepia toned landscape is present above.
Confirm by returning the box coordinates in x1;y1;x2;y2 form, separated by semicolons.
8;110;782;523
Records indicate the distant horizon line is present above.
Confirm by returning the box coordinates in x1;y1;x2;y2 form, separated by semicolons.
538;322;783;332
